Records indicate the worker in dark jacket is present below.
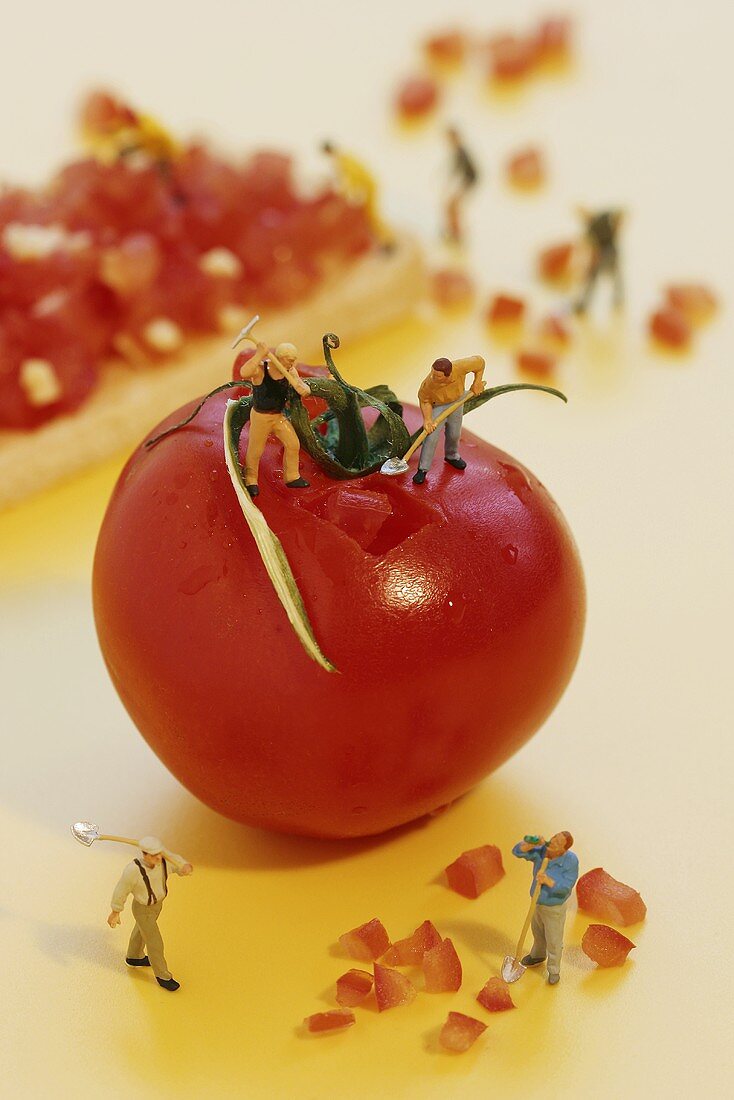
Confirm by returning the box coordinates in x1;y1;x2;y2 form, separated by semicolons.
575;208;624;314
444;126;480;245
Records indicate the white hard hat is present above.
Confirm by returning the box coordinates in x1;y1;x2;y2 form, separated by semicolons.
139;836;164;855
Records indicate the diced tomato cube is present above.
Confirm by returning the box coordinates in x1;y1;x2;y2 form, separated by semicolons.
335;969;374;1006
517;349;557;377
581;924;636;967
439;1011;487;1053
424;30;467;66
649;306;691;349
487;35;535;81
324;487;393;550
533;17;573;64
487;294;526;325
382;920;442;966
538;314;571;347
99;232;161;296
476;976;516;1012
506;147;545;189
304;1009;356;1033
339;918;391;961
373;964;417;1011
395;76;440;119
576;868;647;926
537;242;575;283
431;268;475;308
423;938;462;992
665;284;718;326
445;844;505;898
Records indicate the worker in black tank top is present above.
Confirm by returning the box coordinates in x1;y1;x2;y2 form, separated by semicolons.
252;359;290;412
238;340;312;497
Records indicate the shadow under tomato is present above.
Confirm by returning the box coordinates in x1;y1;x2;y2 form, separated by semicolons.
156;773;545;871
156;787;441;870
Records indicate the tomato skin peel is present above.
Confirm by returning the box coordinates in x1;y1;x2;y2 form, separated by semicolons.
93;387;585;838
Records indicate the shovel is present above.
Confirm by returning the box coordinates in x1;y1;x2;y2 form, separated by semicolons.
380;390;472;476
70;821;185;870
501;856;549;983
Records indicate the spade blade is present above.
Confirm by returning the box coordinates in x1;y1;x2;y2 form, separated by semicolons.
71;821;100;847
380;456;409;476
501;954;526;984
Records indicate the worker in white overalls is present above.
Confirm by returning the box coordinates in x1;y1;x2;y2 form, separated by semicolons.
108;836;193;992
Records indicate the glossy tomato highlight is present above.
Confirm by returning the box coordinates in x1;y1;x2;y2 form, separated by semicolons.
93;371;585;838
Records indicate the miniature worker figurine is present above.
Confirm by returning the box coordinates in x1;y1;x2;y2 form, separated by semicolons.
512;832;579;985
80;91;180;167
413;355;486;484
239;341;311;497
444;126;479;245
574;208;624;314
321;141;395;251
107;836;193;992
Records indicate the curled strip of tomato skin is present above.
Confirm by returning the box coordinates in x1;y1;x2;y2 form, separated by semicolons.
222;398;337;674
143;380;248;450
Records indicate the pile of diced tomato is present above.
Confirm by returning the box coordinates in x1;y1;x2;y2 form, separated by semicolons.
303;846;646;1052
0;116;372;430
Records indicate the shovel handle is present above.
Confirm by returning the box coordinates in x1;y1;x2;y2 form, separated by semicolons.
98;835;185;870
513;856;549;959
402;390;472;463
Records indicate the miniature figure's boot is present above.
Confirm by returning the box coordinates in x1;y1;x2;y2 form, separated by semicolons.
412;469;427;485
444;457;466;470
157;977;181;992
129;900;172;981
521;954;545;967
286;478;310;489
126;955;151;967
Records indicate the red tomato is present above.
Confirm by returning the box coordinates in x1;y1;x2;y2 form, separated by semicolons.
93;372;585;838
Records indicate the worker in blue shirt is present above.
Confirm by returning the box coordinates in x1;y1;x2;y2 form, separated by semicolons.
512;831;579;985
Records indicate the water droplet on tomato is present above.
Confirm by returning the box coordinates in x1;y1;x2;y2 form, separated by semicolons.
499;462;532;498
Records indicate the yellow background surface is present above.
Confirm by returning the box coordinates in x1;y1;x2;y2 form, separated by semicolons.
1;2;732;1097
